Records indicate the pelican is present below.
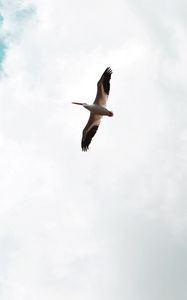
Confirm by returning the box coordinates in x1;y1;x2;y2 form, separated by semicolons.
72;67;113;151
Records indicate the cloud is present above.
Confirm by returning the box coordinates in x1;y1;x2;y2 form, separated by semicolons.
0;0;187;299
0;0;35;71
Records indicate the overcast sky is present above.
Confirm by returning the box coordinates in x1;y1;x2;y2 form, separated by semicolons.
0;0;187;299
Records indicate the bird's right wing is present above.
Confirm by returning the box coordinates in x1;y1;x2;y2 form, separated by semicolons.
94;67;112;106
81;113;102;151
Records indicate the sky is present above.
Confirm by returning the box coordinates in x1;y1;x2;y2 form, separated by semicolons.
0;0;187;299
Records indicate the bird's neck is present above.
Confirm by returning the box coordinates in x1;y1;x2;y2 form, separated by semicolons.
83;103;89;108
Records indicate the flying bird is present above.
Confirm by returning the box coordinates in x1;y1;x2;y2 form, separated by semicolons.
72;67;113;151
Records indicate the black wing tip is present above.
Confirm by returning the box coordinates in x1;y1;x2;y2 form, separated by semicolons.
104;67;113;75
102;67;112;95
81;125;99;152
81;143;89;151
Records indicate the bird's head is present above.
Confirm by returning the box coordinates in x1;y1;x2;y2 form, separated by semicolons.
72;102;88;107
72;102;85;105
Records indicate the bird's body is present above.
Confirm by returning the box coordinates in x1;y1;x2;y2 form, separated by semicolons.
72;67;113;151
84;104;113;116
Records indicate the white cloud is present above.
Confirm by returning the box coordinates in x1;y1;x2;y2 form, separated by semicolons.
0;0;187;299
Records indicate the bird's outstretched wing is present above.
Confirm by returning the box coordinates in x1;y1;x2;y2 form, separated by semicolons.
94;67;113;106
81;113;102;151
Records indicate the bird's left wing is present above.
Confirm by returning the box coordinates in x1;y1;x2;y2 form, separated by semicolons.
81;113;102;151
94;67;112;106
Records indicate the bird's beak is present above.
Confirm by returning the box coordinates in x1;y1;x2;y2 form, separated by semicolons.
72;102;84;105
